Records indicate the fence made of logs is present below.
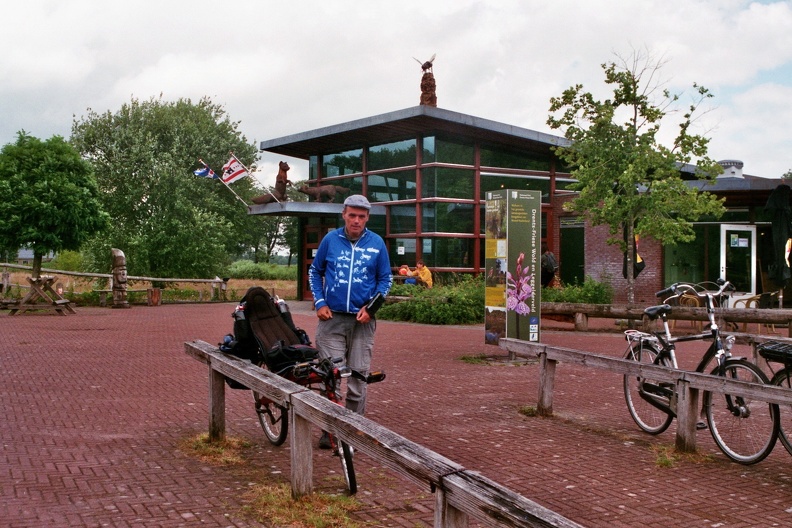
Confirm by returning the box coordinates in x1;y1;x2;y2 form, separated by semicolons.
184;339;582;528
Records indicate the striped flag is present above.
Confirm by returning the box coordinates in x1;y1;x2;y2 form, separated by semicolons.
193;163;217;179
221;157;248;184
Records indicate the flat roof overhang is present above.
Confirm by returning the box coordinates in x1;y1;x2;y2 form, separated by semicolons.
247;201;387;217
259;105;571;159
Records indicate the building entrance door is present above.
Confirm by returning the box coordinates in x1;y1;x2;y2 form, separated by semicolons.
300;218;338;300
720;224;756;294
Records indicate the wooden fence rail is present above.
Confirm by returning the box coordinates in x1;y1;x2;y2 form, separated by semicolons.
543;302;792;337
498;337;792;453
184;339;582;528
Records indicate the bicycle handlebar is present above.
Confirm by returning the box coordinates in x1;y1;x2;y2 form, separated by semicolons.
655;279;734;302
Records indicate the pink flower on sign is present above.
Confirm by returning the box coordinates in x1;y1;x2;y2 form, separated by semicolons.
506;252;533;316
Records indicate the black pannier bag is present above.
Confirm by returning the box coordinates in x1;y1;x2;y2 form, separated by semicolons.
265;340;320;375
219;301;264;363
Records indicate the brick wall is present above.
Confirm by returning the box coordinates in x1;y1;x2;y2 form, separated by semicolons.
585;223;664;304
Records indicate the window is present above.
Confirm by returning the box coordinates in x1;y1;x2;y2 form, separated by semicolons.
422;238;474;268
322;149;362;176
480;145;551;171
389;238;417;267
422;167;474;199
422;202;474;233
389;204;417;234
423;136;474;165
368;171;416;201
368;140;417;171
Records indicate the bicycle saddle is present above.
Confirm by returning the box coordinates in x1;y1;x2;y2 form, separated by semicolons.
644;304;672;320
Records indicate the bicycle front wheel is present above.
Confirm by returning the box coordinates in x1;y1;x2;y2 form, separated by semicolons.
770;368;792;457
253;391;289;446
705;359;779;465
623;342;674;434
338;441;357;494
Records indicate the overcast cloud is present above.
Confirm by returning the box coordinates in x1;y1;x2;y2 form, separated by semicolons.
2;0;791;187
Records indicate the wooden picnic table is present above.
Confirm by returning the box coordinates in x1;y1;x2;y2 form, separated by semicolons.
7;275;75;316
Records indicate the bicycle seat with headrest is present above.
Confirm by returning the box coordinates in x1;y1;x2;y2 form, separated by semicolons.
242;287;303;351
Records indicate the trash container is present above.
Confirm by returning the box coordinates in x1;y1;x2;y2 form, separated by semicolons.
147;288;162;306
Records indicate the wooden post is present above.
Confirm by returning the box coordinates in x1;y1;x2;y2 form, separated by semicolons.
573;312;588;331
290;410;313;498
674;379;699;453
434;488;468;528
208;367;226;442
537;351;556;417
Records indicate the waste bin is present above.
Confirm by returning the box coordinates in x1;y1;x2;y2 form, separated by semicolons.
147;288;162;306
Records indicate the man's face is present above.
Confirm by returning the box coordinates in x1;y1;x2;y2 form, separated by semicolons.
342;206;370;239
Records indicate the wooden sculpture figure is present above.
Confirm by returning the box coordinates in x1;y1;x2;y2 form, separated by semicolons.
111;248;130;309
252;161;292;204
415;54;437;107
298;184;351;203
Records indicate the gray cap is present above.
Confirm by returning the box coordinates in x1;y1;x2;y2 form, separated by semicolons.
343;194;371;210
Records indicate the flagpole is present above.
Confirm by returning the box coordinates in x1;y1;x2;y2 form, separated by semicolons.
231;151;282;204
198;158;249;207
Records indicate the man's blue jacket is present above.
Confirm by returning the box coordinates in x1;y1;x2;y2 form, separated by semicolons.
308;227;392;314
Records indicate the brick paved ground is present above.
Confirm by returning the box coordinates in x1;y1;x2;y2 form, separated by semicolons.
2;302;792;527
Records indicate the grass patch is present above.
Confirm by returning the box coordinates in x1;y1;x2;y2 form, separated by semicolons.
650;444;715;468
242;482;362;528
518;406;538;417
459;354;489;365
179;433;252;466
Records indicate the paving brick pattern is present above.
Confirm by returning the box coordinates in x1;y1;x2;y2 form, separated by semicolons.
2;302;792;527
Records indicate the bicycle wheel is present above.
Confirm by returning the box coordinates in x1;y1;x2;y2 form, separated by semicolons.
705;359;779;465
770;368;792;457
253;391;289;446
337;440;357;494
623;342;674;434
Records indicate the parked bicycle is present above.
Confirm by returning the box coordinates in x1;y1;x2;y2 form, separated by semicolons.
757;340;792;457
623;279;779;464
253;355;360;493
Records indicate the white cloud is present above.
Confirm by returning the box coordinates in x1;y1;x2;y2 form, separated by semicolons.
1;0;791;178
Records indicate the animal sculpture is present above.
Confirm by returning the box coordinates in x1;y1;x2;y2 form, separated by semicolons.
298;184;351;203
252;161;292;205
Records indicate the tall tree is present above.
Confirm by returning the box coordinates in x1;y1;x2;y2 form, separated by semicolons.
0;132;109;277
547;51;725;303
70;96;259;278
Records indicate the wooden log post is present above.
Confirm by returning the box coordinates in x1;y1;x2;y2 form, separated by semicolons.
208;367;226;442
537;351;556;417
573;312;588;331
434;488;469;528
674;379;699;453
290;410;313;498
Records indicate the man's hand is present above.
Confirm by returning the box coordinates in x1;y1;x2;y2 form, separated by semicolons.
356;306;371;324
316;306;333;321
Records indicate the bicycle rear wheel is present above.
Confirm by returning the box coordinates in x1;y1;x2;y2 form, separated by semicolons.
705;359;779;465
253;391;289;446
623;342;674;434
770;368;792;457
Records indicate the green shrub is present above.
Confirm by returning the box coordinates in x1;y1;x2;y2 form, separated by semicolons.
48;250;84;272
541;276;613;304
226;260;297;281
379;275;485;325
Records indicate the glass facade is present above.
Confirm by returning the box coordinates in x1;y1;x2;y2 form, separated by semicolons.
302;133;559;278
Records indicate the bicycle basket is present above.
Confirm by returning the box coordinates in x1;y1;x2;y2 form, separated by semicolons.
265;341;320;374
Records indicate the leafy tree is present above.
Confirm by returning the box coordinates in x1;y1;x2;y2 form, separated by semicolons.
547;51;725;303
70;96;259;278
0;132;109;277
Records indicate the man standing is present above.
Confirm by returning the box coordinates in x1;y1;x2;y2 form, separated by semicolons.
308;195;392;444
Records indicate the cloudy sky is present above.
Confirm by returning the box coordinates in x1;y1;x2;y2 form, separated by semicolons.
2;0;791;187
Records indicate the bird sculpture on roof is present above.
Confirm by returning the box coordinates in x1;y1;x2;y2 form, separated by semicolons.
413;53;436;73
